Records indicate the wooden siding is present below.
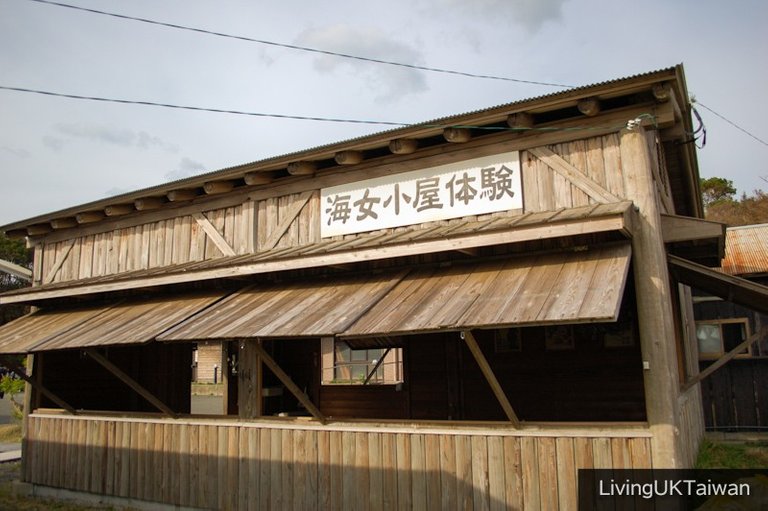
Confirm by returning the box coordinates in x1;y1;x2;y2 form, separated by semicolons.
32;134;644;286
678;386;705;466
25;414;653;510
40;200;260;284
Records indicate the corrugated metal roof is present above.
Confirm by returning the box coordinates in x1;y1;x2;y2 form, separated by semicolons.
0;291;224;354
1;66;682;232
720;224;768;276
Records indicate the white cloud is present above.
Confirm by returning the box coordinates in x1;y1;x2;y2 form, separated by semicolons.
1;146;31;158
295;24;428;103
51;123;179;152
165;157;206;182
426;0;566;31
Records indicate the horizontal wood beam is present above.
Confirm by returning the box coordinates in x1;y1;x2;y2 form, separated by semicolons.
443;127;471;143
167;189;199;202
134;197;165;211
104;204;135;217
0;259;32;282
0;355;76;414
250;342;326;424
660;214;725;243
84;348;176;418
388;138;418;155
461;330;520;427
50;218;78;230
287;161;316;176
0;210;632;304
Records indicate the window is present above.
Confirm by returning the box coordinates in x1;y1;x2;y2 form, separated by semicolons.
321;338;404;384
696;319;751;359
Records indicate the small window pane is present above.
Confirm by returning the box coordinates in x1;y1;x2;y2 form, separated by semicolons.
722;323;748;354
696;324;722;355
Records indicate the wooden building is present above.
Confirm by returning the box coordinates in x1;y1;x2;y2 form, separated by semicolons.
692;224;768;431
1;65;765;509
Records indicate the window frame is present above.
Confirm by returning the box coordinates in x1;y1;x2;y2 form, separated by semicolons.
695;318;752;360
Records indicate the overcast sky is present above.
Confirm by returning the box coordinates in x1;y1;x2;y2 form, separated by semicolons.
1;0;766;226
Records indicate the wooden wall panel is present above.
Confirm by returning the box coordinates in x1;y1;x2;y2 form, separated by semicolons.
25;415;655;510
40;200;259;284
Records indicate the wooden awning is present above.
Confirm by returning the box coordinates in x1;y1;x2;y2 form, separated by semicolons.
158;272;407;341
343;243;632;337
668;254;768;314
0;201;635;305
0;291;224;354
159;243;631;342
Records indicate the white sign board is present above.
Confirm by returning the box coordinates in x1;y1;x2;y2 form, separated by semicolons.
321;152;522;237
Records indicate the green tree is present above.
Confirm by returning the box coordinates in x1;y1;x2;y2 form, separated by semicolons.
701;177;737;208
0;232;32;325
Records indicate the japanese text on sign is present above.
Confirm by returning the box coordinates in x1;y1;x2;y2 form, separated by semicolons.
321;152;522;237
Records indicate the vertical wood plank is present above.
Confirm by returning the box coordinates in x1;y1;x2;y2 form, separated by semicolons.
188;423;200;508
439;434;457;510
556;437;577;511
522;150;541;212
304;429;319;511
368;432;383;511
342;431;357;510
411;434;427;510
602;133;625;197
293;429;307;511
217;426;228;511
259;426;271;510
424;434;441;510
246;428;260;511
227;426;239;511
503;436;524;510
395;433;412;511
487;436;506;511
270;428;283;511
592;438;613;469
329;430;343;511
455;434;473;510
538;438;560;510
281;429;294;511
381;432;398;511
318;430;331;511
521;437;541;511
470;435;490;511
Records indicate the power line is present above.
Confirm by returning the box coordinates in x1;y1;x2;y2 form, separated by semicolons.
0;85;410;126
693;100;768;147
23;0;574;89
0;84;652;133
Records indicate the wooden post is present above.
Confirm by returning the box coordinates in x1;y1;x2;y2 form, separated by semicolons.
461;331;520;427
620;126;684;468
237;340;263;419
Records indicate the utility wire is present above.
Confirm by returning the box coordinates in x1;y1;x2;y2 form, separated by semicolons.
0;85;410;126
23;0;573;89
693;100;768;147
0;84;653;132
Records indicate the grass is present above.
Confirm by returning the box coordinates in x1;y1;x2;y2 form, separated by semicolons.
0;423;22;443
695;438;768;468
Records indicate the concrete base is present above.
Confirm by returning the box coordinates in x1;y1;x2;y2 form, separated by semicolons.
12;480;208;511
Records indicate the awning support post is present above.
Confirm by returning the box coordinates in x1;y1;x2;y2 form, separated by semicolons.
250;342;327;424
460;330;520;428
682;327;765;392
363;347;391;385
84;348;176;418
0;355;76;415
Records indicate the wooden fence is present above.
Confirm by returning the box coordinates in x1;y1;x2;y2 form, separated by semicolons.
24;413;653;510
